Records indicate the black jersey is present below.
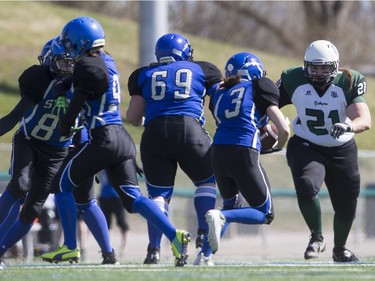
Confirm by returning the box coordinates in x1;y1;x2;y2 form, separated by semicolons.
60;55;111;135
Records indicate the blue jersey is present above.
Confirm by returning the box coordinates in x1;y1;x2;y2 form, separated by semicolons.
128;60;222;126
211;77;279;149
80;52;122;130
18;65;72;147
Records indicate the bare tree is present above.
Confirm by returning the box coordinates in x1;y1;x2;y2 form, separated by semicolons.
51;1;375;71
169;1;374;68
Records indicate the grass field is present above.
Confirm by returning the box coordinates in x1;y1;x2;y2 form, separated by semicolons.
1;261;375;281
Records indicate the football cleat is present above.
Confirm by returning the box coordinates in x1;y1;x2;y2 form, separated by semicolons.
193;251;214;266
171;230;191;267
333;246;359;263
304;232;326;260
205;209;226;254
41;245;80;263
143;246;160;265
101;249;120;265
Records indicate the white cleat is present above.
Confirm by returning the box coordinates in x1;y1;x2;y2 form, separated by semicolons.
205;209;226;254
193;252;214;266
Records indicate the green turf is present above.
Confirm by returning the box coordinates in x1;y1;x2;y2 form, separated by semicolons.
1;262;375;281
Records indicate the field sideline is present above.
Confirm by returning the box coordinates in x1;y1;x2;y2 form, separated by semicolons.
1;261;374;281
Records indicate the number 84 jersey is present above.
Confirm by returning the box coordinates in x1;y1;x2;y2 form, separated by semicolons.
278;66;367;147
18;64;73;147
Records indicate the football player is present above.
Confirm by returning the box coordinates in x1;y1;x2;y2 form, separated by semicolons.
126;33;223;266
205;52;290;254
278;40;371;262
41;17;190;267
0;37;74;270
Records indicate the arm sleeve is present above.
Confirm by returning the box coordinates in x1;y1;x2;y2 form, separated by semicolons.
73;63;109;99
127;67;145;97
253;77;279;115
196;61;223;96
0;96;35;136
59;58;109;136
277;79;292;108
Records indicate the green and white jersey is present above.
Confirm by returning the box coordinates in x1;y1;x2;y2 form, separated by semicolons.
279;66;367;147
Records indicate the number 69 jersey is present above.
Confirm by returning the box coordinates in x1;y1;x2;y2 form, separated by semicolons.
278;66;367;147
128;60;222;126
18;64;73;147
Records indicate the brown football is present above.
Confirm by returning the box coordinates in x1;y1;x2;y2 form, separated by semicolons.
260;123;278;150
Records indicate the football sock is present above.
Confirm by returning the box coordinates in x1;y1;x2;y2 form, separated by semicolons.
0;200;21;242
0;191;19;224
298;197;322;234
221;207;266;224
0;220;32;256
55;192;78;249
132;196;176;241
223;194;240;210
333;214;353;247
221;222;230;237
77;198;112;253
220;195;241;238
194;186;216;231
147;197;167;249
200;236;213;257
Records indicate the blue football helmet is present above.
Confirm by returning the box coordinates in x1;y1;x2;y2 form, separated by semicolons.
38;37;57;66
155;33;193;63
60;16;105;60
225;52;266;80
50;37;75;78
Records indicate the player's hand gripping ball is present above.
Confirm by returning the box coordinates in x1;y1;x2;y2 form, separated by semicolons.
260;123;278;151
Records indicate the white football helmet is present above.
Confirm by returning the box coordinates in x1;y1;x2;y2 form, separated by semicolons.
304;40;339;87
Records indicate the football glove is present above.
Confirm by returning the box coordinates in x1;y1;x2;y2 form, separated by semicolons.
69;125;84;136
260;147;282;155
52;96;69;116
61;125;84;138
330;123;352;139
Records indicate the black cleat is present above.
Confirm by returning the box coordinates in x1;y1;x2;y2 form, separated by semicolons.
195;230;206;249
333;246;359;263
102;249;119;265
144;246;160;264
